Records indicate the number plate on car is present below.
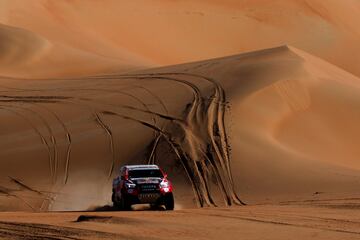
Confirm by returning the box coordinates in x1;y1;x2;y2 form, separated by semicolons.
139;193;160;202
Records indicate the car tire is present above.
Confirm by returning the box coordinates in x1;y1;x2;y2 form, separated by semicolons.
113;201;121;209
164;193;174;210
112;191;121;209
120;195;132;211
111;190;116;203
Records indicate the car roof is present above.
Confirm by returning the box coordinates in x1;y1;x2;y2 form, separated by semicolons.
123;164;160;170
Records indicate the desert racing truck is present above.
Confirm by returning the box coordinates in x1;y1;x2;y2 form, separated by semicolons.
112;164;174;210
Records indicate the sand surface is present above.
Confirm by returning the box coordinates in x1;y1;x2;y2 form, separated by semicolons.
1;201;360;239
1;1;360;239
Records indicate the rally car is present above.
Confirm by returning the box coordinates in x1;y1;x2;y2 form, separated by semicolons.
112;164;174;210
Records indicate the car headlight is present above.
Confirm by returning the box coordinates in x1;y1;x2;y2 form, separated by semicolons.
160;181;170;188
125;183;136;188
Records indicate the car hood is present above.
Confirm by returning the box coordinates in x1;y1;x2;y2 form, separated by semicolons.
129;177;162;185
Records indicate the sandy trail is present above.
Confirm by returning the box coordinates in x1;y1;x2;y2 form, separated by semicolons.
0;201;360;239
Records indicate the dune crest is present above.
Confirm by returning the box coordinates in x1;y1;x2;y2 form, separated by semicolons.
0;24;50;67
0;23;150;78
1;0;360;77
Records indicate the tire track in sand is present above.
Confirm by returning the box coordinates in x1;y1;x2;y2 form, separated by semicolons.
115;72;244;206
30;104;72;185
49;72;239;205
99;75;218;207
101;110;207;206
0;86;157;181
178;72;244;205
1;85;170;168
122;85;169;164
0;71;244;207
104;102;229;207
0;93;72;185
0;106;53;181
70;89;157;179
6;104;59;184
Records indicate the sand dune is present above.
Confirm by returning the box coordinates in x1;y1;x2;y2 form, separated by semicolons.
0;45;359;211
138;45;360;203
0;2;360;239
0;23;148;78
0;0;360;239
1;0;360;77
0;23;49;66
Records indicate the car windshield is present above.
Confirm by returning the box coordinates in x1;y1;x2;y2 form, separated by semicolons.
128;169;163;178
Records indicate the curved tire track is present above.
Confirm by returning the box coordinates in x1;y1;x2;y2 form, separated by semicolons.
114;72;244;206
101;110;207;206
7;104;58;184
0;70;245;207
98;77;220;206
0;105;53;181
31;104;73;185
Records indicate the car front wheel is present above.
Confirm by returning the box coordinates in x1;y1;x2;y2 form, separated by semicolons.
164;193;174;210
120;195;132;210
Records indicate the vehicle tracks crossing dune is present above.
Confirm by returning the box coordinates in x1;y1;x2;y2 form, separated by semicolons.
90;72;243;206
0;46;360;211
0;71;243;208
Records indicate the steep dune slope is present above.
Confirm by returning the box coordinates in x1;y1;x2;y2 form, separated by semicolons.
0;46;359;211
1;0;360;77
139;45;360;203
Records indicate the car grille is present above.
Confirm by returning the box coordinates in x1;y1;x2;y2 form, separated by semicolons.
139;184;158;193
